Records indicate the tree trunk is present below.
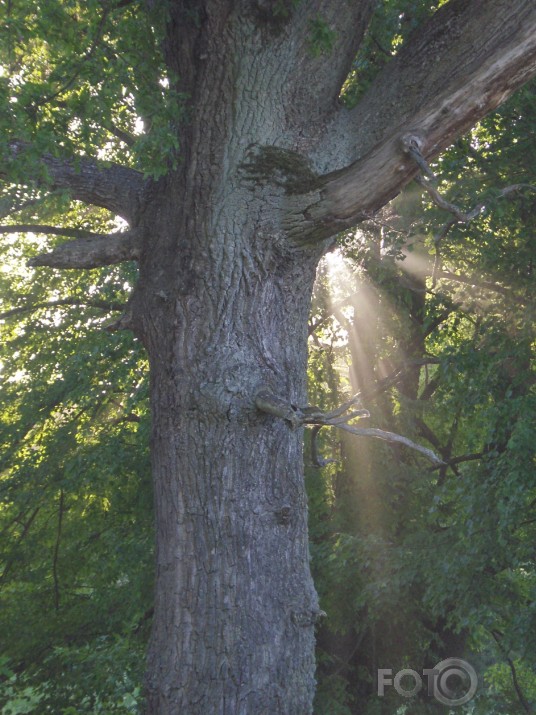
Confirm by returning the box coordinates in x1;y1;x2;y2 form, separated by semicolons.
134;170;324;712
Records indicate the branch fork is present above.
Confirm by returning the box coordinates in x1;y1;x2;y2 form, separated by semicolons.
255;388;369;429
402;134;436;180
255;388;444;466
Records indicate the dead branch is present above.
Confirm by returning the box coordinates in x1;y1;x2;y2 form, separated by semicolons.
255;387;444;466
0;298;125;320
0;224;101;239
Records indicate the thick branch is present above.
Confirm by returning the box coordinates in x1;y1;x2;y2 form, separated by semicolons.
295;0;536;241
322;0;536;171
4;141;147;223
27;230;140;269
278;0;376;127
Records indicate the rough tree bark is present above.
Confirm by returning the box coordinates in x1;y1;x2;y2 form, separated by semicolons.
4;1;536;713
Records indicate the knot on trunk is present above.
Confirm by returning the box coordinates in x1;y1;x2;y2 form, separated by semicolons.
291;609;327;628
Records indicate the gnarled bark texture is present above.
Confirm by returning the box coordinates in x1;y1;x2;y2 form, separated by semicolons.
5;0;536;713
130;12;331;707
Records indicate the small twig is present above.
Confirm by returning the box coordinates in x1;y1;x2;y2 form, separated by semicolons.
329;629;368;677
518;517;536;528
371;34;393;58
496;183;536;197
310;425;337;468
53;99;137;147
431;219;455;288
105;123;136;147
491;631;533;715
308;291;361;335
134;607;155;634
327;409;371;426
0;507;40;583
53;490;65;613
321;392;368;420
436;270;510;296
0;510;25;540
0;195;49;221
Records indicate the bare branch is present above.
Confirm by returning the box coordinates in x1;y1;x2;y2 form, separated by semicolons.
498;183;536;197
436;271;511;296
0;298;125;320
0;224;102;239
412;166;535;290
3;141;147;223
415;172;536;224
255;387;443;465
335;423;444;465
415;175;482;222
27;230;140;269
310;425;337;468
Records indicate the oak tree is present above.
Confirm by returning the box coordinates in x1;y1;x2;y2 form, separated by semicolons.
2;1;536;712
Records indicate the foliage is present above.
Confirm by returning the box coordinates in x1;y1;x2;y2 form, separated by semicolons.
0;225;151;711
0;0;534;712
308;80;536;714
0;0;183;179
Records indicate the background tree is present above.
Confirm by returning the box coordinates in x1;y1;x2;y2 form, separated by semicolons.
308;75;536;714
1;1;535;713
